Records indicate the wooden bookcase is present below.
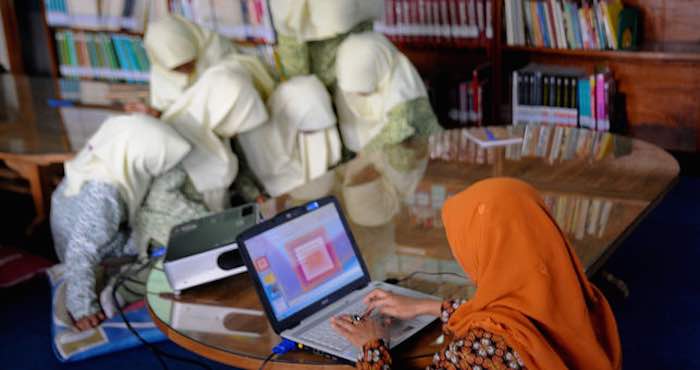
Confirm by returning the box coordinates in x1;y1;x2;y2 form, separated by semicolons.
34;0;700;152
394;0;700;153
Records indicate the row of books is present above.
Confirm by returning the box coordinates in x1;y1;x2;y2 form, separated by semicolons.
504;0;627;50
507;124;614;162
44;0;168;32
54;31;150;82
428;125;614;164
59;79;149;105
512;64;616;131
542;193;614;240
170;0;276;43
375;0;494;43
429;128;507;164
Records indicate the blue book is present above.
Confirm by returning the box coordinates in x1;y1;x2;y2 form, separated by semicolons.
568;2;583;48
536;1;551;48
123;37;142;71
111;35;132;78
578;77;592;128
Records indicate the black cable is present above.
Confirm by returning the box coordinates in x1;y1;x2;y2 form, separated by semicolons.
396;271;468;284
112;259;168;370
112;259;213;370
258;352;277;370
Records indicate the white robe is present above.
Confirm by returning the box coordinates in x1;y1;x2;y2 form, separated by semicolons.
335;32;428;152
238;75;342;197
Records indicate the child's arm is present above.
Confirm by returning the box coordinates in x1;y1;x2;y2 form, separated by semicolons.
62;183;131;329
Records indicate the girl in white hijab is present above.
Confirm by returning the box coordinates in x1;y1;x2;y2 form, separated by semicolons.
237;75;342;197
138;15;275;211
270;0;381;86
335;32;443;153
51;114;196;331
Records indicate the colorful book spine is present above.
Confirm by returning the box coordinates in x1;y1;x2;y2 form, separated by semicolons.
505;0;625;50
55;30;149;82
378;0;488;43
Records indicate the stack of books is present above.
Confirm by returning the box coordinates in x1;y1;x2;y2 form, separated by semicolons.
59;78;149;105
375;0;494;44
54;31;150;82
504;0;624;50
44;0;168;32
505;124;614;162
542;193;615;240
169;0;276;43
512;64;616;131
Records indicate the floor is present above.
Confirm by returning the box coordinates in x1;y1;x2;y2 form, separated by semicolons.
1;175;698;370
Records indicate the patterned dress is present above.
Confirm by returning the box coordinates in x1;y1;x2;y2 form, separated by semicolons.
51;180;139;319
356;300;527;370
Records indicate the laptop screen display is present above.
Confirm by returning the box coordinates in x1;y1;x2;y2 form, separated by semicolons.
242;203;364;321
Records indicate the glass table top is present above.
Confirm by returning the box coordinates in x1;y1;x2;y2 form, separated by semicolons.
0;74;117;157
146;128;679;366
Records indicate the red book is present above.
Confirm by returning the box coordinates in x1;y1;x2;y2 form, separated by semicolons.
545;0;560;48
417;0;428;43
394;0;404;42
471;70;481;126
409;0;419;43
476;0;485;41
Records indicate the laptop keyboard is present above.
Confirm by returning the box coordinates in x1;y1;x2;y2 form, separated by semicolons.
297;300;368;352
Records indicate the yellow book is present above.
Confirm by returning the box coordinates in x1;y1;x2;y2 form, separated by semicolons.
603;0;624;50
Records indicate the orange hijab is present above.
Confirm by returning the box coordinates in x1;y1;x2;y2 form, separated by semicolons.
442;178;621;370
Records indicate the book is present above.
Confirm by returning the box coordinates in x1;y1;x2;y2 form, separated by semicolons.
617;7;639;50
505;0;628;50
463;126;524;148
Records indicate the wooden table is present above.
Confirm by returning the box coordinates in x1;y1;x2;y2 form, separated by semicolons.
0;74;74;229
146;130;679;369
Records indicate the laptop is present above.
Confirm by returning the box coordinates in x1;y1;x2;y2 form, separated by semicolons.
236;196;438;363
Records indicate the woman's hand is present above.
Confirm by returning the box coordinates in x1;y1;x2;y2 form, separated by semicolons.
124;101;161;118
364;289;442;320
73;311;106;331
331;315;389;349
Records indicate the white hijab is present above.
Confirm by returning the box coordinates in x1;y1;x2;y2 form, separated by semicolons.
335;32;428;152
144;15;273;195
145;15;274;110
238;75;341;197
64;114;191;224
270;0;381;41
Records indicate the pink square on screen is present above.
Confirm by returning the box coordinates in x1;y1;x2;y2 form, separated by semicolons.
285;228;340;291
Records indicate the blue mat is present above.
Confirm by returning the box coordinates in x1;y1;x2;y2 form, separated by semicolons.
46;264;166;362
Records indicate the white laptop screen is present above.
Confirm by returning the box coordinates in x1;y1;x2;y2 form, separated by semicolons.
243;203;365;321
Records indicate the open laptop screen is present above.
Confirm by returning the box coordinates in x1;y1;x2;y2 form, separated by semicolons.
242;202;365;322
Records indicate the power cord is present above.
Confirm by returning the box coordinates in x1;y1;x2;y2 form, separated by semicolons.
111;257;212;370
391;271;469;284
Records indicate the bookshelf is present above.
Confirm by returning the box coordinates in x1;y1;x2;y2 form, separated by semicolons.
39;0;278;110
379;0;700;153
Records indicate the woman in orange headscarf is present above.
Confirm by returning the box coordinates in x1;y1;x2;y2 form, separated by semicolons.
332;177;621;369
